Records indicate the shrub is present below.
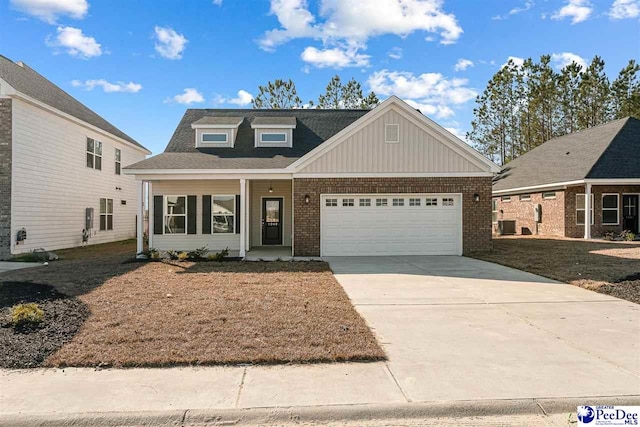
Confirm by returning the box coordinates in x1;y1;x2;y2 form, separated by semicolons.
177;251;189;261
12;303;44;327
603;231;616;241
167;250;180;260
187;246;209;260
620;230;636;241
149;248;160;259
207;247;230;261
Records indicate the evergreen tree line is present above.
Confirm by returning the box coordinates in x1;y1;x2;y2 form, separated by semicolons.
467;56;640;166
252;75;379;110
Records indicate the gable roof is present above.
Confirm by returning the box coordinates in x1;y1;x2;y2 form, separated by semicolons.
126;109;368;170
0;55;148;152
493;117;640;192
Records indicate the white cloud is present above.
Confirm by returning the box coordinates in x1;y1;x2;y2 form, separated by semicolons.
10;0;88;23
71;79;142;93
258;0;462;69
551;52;587;70
213;0;223;5
301;45;370;68
168;88;204;105
388;47;403;60
368;69;477;119
609;0;640;18
492;0;534;20
501;56;525;68
444;126;467;141
228;90;253;106
454;58;474;71
46;26;101;59
153;26;187;60
551;0;593;24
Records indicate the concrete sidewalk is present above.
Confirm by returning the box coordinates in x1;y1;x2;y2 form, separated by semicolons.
0;261;41;273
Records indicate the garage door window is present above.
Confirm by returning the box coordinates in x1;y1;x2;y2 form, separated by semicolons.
359;198;371;207
425;198;438;206
342;198;355;207
443;198;454;206
392;198;404;206
376;198;388;207
409;198;421;206
326;198;337;207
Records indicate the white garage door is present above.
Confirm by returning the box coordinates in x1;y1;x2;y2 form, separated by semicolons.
321;194;462;256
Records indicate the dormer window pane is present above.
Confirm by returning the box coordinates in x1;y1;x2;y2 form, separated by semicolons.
202;133;228;143
261;133;287;143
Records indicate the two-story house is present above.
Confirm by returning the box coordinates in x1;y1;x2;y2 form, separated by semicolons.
0;55;150;259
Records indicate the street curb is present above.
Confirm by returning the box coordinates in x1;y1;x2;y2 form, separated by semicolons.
2;395;639;426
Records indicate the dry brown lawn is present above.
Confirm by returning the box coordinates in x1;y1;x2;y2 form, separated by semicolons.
470;237;640;304
0;241;385;367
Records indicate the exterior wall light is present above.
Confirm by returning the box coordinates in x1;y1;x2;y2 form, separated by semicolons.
474;193;480;202
304;194;310;204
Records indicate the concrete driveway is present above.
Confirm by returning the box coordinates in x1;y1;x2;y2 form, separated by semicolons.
326;256;640;402
0;261;41;273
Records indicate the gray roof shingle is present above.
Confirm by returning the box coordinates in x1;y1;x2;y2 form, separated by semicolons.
192;116;244;126
126;108;369;170
493;117;640;192
251;116;296;126
0;55;147;151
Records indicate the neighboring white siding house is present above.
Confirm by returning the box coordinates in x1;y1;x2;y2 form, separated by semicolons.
10;98;147;254
0;56;150;257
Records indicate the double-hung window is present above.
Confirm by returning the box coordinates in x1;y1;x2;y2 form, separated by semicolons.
115;148;121;175
99;198;113;231
212;195;235;233
86;137;102;170
602;194;619;225
576;194;594;225
492;199;498;223
164;196;187;234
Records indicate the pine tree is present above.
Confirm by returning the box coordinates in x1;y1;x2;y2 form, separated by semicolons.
528;55;560;145
316;76;379;109
558;61;583;134
577;56;613;128
360;91;380;109
317;75;342;109
252;79;303;109
611;59;640;119
342;78;365;109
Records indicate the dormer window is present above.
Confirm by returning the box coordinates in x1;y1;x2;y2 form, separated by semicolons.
251;116;296;148
191;116;243;148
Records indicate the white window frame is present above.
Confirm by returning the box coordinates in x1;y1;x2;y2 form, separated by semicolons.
442;197;455;207
492;198;498;224
602;193;620;225
201;133;228;144
376;198;388;207
115;148;121;175
212;195;235;234
326;198;338;207
519;194;531;201
542;192;556;200
501;195;511;202
164;195;188;235
260;132;288;144
576;193;594;226
359;198;371;207
392;198;404;207
385;123;399;143
86;137;102;171
425;198;438;206
409;198;421;206
99;198;113;231
342;198;355;207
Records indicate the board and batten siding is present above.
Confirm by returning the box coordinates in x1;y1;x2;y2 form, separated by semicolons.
299;107;484;174
152;180;241;253
249;180;292;247
10;98;147;254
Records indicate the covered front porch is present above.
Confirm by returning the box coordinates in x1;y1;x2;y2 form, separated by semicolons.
134;177;294;258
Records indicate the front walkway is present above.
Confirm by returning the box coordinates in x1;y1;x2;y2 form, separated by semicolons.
0;261;41;273
1;256;638;425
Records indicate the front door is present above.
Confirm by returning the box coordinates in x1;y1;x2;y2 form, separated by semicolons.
262;198;283;245
622;195;639;234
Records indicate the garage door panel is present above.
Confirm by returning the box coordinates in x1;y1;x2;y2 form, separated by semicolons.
321;194;462;256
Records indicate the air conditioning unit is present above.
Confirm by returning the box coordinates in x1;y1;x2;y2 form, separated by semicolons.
497;220;516;235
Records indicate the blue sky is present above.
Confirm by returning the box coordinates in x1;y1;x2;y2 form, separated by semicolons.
1;0;638;155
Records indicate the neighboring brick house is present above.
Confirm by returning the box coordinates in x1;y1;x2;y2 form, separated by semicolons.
0;55;150;259
493;117;640;239
125;96;500;258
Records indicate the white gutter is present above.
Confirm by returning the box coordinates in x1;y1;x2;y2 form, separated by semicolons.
492;180;585;195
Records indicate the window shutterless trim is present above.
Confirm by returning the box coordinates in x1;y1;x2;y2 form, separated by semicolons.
211;194;236;234
576;193;594;226
163;195;188;235
601;193;620;225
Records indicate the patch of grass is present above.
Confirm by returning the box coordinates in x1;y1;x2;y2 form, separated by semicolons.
55;239;136;261
470;237;640;304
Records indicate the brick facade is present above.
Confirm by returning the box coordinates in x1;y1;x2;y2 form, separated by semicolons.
493;191;565;237
494;185;640;238
0;99;11;260
293;177;493;256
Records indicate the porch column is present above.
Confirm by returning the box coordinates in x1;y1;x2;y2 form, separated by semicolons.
245;180;250;251
240;178;246;257
584;182;592;239
136;180;144;255
148;181;154;249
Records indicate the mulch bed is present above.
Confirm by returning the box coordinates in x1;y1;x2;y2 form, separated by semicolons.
0;282;88;368
470;237;640;304
0;242;385;368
